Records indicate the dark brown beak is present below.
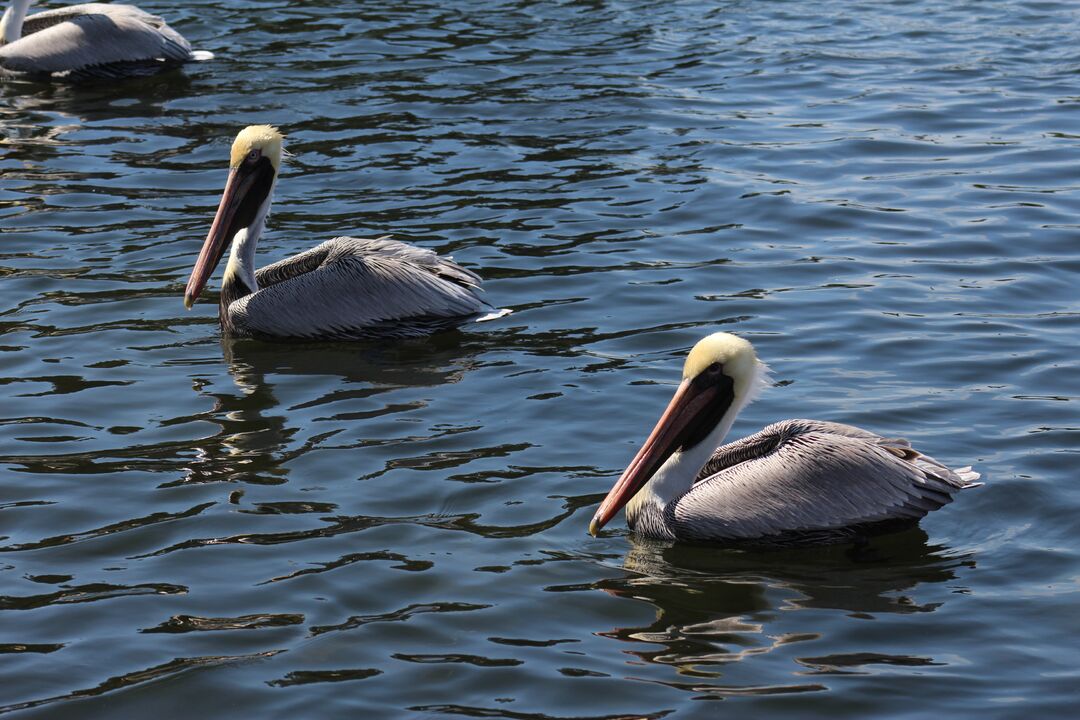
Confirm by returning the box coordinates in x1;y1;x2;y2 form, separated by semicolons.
184;168;245;309
589;375;728;536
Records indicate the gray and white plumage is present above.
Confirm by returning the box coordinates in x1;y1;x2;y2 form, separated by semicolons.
0;2;211;80
641;419;980;546
228;236;500;341
590;333;981;548
184;125;507;342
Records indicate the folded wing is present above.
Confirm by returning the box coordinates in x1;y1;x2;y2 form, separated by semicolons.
677;419;980;544
1;5;192;76
234;236;493;340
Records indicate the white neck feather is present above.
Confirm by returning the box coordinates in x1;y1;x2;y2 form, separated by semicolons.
224;185;274;292
625;361;767;523
1;0;32;44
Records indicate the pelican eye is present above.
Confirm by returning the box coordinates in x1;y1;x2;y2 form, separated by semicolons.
704;362;722;377
246;149;260;162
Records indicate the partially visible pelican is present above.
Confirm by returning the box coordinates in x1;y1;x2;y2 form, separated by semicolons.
0;1;212;80
184;125;507;341
589;333;981;547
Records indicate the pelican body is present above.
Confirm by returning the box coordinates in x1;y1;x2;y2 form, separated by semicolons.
0;1;211;80
589;333;981;547
184;125;505;342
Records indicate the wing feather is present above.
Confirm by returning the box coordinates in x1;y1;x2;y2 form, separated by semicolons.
232;237;492;340
1;5;192;75
675;419;978;543
254;242;333;289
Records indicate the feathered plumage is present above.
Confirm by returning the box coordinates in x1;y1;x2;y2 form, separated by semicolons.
640;418;980;546
225;236;500;341
591;333;980;547
0;2;211;80
184;126;506;341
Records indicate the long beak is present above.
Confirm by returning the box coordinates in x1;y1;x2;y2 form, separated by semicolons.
184;168;245;309
589;377;722;536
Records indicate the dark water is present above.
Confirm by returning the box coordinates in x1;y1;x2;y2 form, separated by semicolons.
1;0;1078;716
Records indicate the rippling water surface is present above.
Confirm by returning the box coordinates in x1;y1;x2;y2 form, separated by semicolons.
2;0;1079;716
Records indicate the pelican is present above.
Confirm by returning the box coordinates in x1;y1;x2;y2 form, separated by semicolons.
184;125;507;341
589;333;981;547
0;1;212;80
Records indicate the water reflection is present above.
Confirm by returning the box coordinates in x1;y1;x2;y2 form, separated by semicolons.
0;71;196;118
221;333;482;394
175;334;483;487
597;531;975;692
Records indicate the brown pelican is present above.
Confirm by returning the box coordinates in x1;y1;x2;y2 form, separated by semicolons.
184;125;507;341
0;1;212;80
589;332;981;547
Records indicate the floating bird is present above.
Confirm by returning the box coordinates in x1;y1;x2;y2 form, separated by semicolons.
184;125;507;341
0;1;212;80
589;333;980;547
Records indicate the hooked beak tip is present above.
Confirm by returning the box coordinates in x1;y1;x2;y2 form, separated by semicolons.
588;517;600;537
183;294;194;310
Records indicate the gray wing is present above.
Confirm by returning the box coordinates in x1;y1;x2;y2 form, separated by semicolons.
0;4;192;76
253;242;334;288
675;419;980;543
18;4;164;34
234;236;494;341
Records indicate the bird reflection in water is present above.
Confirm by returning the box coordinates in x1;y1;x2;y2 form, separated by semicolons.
594;530;975;694
176;334;482;488
2;65;194;128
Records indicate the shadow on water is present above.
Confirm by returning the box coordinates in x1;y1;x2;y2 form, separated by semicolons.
173;332;485;487
1;70;195;114
0;331;486;481
0;71;211;197
220;331;483;392
591;529;975;696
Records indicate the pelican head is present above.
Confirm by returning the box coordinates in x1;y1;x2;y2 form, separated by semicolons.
588;332;765;536
184;125;284;308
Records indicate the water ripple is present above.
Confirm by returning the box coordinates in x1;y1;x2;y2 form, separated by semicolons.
1;0;1077;716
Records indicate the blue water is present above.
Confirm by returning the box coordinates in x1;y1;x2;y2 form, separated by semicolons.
1;0;1078;716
